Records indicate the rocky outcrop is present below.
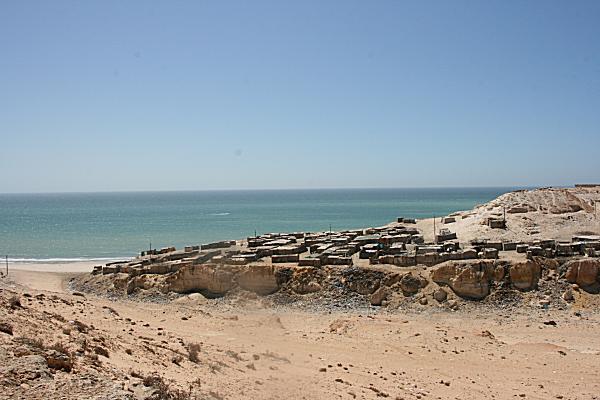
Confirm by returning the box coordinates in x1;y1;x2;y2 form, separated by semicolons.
431;260;497;300
341;267;383;295
509;260;541;291
0;355;51;382
292;281;322;294
564;259;600;292
75;253;600;306
431;259;547;298
284;267;324;294
44;350;73;372
381;272;402;287
127;274;162;294
370;287;389;306
399;274;421;296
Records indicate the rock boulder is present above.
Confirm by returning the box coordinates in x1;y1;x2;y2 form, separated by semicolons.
400;274;421;296
433;288;448;303
370;287;390;306
430;260;496;300
564;259;600;292
509;260;541;291
292;280;322;294
44;350;73;372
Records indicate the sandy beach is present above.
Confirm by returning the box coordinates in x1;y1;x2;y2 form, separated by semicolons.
2;262;98;293
7;261;98;274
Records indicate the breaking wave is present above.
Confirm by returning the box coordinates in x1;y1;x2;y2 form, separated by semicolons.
7;257;132;264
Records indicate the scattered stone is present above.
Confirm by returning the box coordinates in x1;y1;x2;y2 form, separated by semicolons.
0;321;13;335
2;355;52;381
45;350;73;372
447;300;459;310
370;287;390;306
480;330;495;339
400;274;421;296
538;299;551;308
94;346;110;358
9;295;22;309
562;289;574;302
433;288;448;303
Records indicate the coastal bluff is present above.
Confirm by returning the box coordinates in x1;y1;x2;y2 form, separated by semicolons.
73;185;600;308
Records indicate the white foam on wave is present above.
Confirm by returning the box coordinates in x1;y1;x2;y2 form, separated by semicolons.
7;257;133;264
210;212;231;216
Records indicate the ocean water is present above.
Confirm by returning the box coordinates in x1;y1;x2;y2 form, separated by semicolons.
0;188;518;261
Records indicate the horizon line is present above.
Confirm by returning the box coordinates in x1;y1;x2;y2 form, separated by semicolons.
0;184;553;196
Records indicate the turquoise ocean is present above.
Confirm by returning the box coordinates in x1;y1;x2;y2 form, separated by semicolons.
0;188;519;262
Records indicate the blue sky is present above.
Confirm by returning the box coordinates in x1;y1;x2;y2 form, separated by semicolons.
1;1;599;192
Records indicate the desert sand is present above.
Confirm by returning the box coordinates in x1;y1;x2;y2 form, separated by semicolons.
3;268;600;400
2;186;600;400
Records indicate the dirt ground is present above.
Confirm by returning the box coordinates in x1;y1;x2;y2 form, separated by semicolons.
2;267;599;400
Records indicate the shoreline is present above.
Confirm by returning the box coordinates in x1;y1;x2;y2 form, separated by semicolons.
5;261;100;273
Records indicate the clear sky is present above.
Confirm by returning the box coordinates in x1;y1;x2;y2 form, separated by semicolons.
1;1;599;193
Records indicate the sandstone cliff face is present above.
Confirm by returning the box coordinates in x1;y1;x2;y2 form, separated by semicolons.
431;260;497;300
162;264;282;296
75;254;600;305
564;259;600;292
431;259;544;299
236;265;279;295
165;264;238;297
509;260;541;291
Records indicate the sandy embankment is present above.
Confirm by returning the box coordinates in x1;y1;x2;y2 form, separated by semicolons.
2;266;600;400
